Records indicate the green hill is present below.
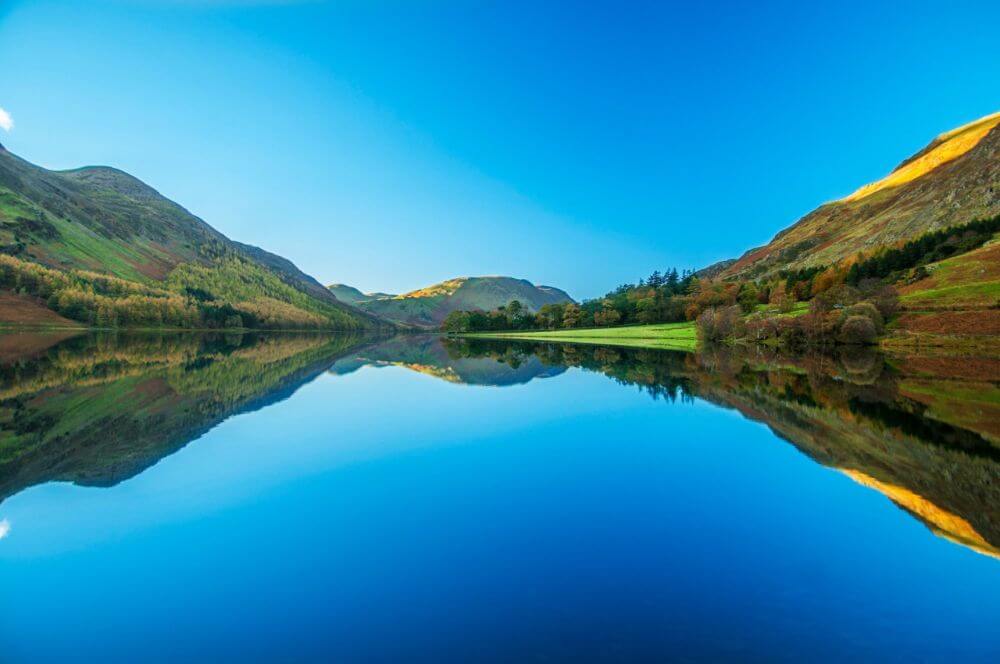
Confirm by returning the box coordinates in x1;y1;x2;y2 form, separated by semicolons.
0;143;384;330
335;276;575;328
328;283;396;305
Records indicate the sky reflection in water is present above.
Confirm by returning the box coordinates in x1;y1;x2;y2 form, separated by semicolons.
0;332;997;662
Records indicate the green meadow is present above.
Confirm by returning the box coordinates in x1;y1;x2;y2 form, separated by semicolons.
466;321;699;351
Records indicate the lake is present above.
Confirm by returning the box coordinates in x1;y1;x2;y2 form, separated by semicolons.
0;332;998;662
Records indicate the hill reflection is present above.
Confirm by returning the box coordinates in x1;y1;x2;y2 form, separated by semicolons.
443;337;1000;558
0;331;372;504
0;331;996;559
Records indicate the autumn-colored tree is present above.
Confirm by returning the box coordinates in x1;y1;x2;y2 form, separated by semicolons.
562;303;582;328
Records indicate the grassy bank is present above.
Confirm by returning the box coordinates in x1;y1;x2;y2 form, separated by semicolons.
464;321;698;351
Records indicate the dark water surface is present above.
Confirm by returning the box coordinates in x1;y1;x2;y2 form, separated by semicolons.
0;332;997;662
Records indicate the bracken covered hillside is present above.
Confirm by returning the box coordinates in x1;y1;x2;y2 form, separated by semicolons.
725;112;1000;279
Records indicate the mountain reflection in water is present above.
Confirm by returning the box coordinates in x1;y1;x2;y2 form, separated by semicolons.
0;331;996;559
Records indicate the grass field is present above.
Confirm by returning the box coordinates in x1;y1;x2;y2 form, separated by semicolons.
899;240;1000;309
466;321;698;351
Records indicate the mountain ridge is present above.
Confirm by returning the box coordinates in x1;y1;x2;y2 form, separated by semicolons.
0;145;384;330
723;110;1000;279
331;276;575;328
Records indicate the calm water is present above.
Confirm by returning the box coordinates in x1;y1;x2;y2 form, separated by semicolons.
0;332;998;662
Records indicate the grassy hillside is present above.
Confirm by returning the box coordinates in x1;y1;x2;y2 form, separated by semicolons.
341;276;574;328
328;283;395;305
885;234;1000;346
0;144;383;330
724;111;1000;279
898;237;1000;309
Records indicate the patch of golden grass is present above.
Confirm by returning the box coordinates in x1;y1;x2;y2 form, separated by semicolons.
398;278;467;299
842;111;1000;202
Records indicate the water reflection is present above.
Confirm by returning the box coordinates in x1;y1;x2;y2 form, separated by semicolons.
331;334;567;386
441;337;1000;558
0;330;997;559
0;330;373;505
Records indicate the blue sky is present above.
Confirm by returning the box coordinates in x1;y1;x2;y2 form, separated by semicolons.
0;0;998;299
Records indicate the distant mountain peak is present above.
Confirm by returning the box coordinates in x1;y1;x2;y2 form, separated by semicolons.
339;275;575;328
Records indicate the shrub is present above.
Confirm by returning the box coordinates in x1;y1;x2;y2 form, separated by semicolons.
838;315;877;345
815;284;861;309
696;305;744;342
862;284;900;319
696;308;717;340
843;302;884;332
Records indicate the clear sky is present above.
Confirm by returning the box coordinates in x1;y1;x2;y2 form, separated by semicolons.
0;0;998;299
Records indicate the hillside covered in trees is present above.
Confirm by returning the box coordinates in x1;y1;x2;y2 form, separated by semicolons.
0;143;386;331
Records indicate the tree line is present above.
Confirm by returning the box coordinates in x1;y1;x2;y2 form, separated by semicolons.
845;214;1000;285
0;253;367;330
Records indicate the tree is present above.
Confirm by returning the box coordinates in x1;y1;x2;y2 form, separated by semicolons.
442;310;471;333
635;297;657;324
504;299;526;328
594;307;621;326
737;282;759;313
536;303;565;329
665;268;679;291
695;305;743;342
562;303;581;328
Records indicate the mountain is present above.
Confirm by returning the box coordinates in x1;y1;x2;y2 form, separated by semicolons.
333;276;575;328
327;283;397;305
723;111;1000;279
0;143;384;330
